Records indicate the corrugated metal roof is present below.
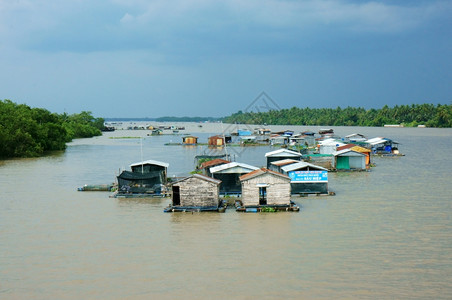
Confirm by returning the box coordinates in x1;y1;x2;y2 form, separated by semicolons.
265;149;302;157
130;160;169;168
333;149;366;156
281;162;327;172
270;159;300;167
173;173;222;185
209;162;259;174
200;159;230;169
239;168;290;181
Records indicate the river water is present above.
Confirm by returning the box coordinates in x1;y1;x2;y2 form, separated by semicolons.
1;123;451;299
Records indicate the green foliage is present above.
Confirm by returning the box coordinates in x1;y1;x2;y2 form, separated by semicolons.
0;100;104;158
223;104;452;128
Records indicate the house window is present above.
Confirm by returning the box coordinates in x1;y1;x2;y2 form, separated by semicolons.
259;187;267;205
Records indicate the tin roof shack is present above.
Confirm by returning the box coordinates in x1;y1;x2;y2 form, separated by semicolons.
182;136;198;145
238;168;299;212
208;135;225;147
269;159;300;173
365;137;402;155
332;149;367;171
336;144;371;166
317;138;346;155
200;159;230;177
165;174;224;212
265;149;302;168
344;133;367;143
116;160;169;196
210;162;259;195
281;162;329;195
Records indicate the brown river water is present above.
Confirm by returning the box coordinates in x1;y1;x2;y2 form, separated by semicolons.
1;123;451;299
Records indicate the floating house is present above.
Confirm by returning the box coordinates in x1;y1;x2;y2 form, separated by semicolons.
237;168;299;212
269;159;300;173
182;136;198;145
200;158;230;177
165;174;224;212
317;138;346;155
269;134;289;145
255;128;272;135
280;161;329;195
237;129;252;136
332;149;367;171
364;137;401;155
210;162;259;194
265;149;302;168
336;144;371;166
344;133;367;143
208;135;225;146
116;160;169;196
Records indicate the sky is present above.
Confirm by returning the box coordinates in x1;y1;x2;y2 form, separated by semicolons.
0;0;451;118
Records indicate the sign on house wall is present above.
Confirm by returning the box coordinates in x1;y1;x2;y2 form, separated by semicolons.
288;171;328;182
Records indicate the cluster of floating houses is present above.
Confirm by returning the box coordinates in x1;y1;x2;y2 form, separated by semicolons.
99;128;402;213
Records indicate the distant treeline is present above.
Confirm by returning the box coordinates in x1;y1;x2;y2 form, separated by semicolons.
105;116;221;122
0;100;105;158
223;104;452;128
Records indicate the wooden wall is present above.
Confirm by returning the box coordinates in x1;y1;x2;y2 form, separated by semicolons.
173;177;220;207
241;173;291;206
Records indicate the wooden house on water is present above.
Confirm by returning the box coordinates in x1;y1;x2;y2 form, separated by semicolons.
208;135;225;146
165;174;224;212
116;160;169;197
332;149;367;171
280;161;329;195
265;149;302;168
182;136;198;145
237;168;299;212
209;162;259;195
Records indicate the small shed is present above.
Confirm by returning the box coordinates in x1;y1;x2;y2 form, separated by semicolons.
168;174;222;211
208;135;225;146
182;136;198;145
239;168;295;209
337;144;371;166
281;161;328;195
117;160;169;195
210;162;259;194
265;149;302;168
332;149;367;171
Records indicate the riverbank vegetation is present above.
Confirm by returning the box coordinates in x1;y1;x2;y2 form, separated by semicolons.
0;100;104;158
223;104;452;128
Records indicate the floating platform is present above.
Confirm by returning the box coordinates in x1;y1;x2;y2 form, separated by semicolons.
78;184;113;192
163;205;226;213
235;201;300;212
110;191;169;198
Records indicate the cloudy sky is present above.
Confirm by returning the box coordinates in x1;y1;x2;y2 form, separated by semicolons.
1;0;451;118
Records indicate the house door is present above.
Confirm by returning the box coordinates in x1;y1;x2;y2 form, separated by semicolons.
259;187;267;205
336;156;349;170
172;186;180;206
